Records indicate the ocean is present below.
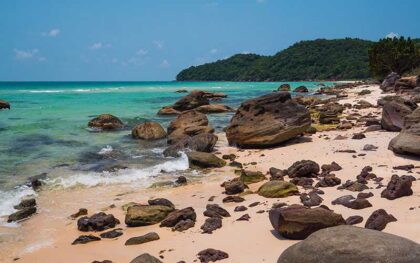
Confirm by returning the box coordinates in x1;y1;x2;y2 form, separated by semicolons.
0;81;331;223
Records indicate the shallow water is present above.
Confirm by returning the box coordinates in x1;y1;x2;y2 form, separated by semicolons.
0;81;331;221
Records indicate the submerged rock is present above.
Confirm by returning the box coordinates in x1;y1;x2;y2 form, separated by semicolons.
293;86;308;93
277;225;420;263
88;114;124;130
226;92;311;148
131;122;167;140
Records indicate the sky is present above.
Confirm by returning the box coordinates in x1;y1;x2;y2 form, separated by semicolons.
0;0;419;81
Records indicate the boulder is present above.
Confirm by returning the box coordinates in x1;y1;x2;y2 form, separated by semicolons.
294;86;308;93
0;100;10;110
160;207;196;227
239;170;266;184
226;92;311;148
77;212;119;232
381;174;416;200
167;110;213;144
287;160;320;178
197;248;229;263
300;192;323;207
389;107;420;156
277;225;420;263
345;216;363;225
147;198;175;209
224;181;246;195
381;101;414;131
380;72;400;92
365;209;397;231
196;104;234;114
129;253;163;263
163;133;218;157
172;90;209;111
125;205;174;227
203;204;230;218
257;181;299;198
201;217;222;234
72;235;101;245
125;232;160;245
278;84;291;91
7;207;36;222
395;75;420;93
269;204;345;239
88;114;124;130
172;219;195;232
186;152;226;168
131;122;166;140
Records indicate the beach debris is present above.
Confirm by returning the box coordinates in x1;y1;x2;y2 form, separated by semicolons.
365;209;397;231
72;235;101;245
381;174;416;200
197;248;229;263
125;232;160;246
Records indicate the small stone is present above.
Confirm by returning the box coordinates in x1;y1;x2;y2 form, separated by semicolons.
70;208;88;219
234;206;247;212
72;235;101;245
237;214;250;221
346;215;363;225
222;196;245;203
201;217;222;234
125;232;160;245
100;228;123;239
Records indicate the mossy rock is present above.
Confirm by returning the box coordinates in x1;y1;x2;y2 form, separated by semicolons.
125;205;174;227
186;152;226;168
312;123;338;132
258;181;299;198
240;170;266;184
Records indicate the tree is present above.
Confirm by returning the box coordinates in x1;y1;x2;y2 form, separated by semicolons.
368;37;419;79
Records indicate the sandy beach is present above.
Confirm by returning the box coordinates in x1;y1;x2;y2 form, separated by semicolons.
1;83;419;263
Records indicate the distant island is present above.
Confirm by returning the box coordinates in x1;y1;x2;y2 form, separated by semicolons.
176;38;419;81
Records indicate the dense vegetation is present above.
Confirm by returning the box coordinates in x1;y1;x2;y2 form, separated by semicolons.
368;37;420;79
176;38;374;81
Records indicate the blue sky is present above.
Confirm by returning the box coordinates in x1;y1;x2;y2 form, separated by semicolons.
0;0;419;81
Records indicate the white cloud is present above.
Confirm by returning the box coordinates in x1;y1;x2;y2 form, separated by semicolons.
160;59;170;68
136;49;148;56
90;42;103;50
385;32;399;39
154;40;164;49
42;28;60;37
14;49;39;59
210;48;218;54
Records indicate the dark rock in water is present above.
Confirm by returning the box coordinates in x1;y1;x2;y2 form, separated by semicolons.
277;225;420;263
28;172;47;190
201;217;222;234
125;205;174;227
172;219;195;232
237;214;250;221
300;192;323;207
72;235;101;245
352;133;366;140
148;198;175;209
381;174;416;200
77;212;119;232
315;174;341;188
70;208;88;219
160;207;196;227
88;114;124;131
172;90;210;111
381;101;414;131
222;196;245;203
380;72;400;92
0;100;10;110
321;161;342;172
278;84;291;91
269;204;345;239
197;248;229;263
389;107;420;156
186;152;226;168
365;209;397;231
269;167;286;181
258;181;299;198
131;122;167;140
345;215;363;225
226;92;311;148
287;160;320;178
14;198;36;210
129;253;163;263
7;207;36;222
294;86;308;93
175;89;188;93
100;228;123;239
175;176;187;185
203;204;230;218
234;206;247;212
239;170;266;184
157;106;180;116
125;232;160;245
224;181;245;195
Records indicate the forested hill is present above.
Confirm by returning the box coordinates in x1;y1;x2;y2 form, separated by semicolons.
176;38;374;81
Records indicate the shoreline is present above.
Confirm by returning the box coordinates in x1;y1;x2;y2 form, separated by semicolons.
1;83;420;262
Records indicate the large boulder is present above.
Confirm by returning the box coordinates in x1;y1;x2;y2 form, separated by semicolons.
167;110;214;144
381;101;414;131
172;90;209;111
125;205;174;227
381;175;416;200
88;114;124;130
389;107;420;156
186;152;226;168
226;92;311;148
131;122;167;140
277;225;420;263
0;100;10;110
395;75;420;93
163;133;218;157
269;204;345;239
258;181;299;198
196;104;234;114
380;72;400;92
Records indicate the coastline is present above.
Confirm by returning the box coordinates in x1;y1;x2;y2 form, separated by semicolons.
1;84;419;262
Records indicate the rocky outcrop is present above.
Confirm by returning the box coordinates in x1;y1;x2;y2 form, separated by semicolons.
125;205;174;227
167;110;214;144
389;107;420;156
226;92;311;148
88;114;124;130
131;122;167;140
0;100;10;110
196;104;234;114
186;152;226;168
269;204;345;239
381;174;416;200
381;101;414;131
380;72;400;92
277;225;420;263
258;181;299;198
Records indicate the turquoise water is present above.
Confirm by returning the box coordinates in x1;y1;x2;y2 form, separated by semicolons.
0;81;331;220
